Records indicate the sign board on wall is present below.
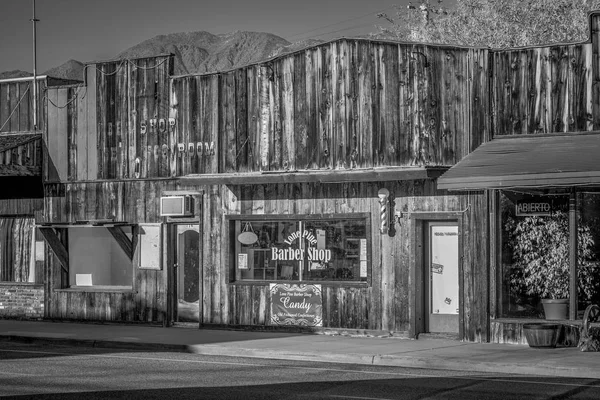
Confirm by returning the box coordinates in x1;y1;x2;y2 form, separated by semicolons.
270;283;322;327
139;224;162;270
515;197;554;216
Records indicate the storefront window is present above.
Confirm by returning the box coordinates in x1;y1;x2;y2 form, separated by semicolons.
231;215;369;283
68;227;133;288
500;192;600;318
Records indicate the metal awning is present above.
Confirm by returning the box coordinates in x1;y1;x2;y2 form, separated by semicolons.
181;166;449;185
437;132;600;191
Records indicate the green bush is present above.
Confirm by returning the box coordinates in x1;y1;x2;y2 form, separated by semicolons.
505;211;600;300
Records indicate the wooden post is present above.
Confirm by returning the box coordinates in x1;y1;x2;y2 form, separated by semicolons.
569;190;578;320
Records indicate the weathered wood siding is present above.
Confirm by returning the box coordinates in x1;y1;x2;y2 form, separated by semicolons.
217;182;487;338
44;179;487;337
43;180;187;322
491;14;600;135
170;41;490;174
0;79;46;134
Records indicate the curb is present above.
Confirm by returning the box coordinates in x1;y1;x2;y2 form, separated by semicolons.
186;344;600;379
0;335;189;352
2;334;598;379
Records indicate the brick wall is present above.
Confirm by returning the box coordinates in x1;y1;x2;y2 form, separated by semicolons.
0;284;44;320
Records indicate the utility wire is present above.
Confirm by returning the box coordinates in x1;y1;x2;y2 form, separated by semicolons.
287;6;395;40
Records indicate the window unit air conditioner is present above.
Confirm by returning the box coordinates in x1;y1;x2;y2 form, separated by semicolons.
160;196;193;217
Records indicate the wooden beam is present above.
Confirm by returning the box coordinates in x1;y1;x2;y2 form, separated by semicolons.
180;167;448;186
39;227;69;274
569;190;578;320
107;226;134;260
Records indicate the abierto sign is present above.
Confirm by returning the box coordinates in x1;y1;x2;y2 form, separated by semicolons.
515;198;552;216
270;283;322;327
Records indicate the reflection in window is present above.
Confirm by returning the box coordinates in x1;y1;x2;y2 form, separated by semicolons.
233;216;369;282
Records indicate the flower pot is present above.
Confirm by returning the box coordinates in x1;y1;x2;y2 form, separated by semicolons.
523;323;559;348
541;299;569;320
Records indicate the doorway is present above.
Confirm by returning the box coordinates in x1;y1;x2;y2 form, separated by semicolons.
424;222;459;334
169;223;200;323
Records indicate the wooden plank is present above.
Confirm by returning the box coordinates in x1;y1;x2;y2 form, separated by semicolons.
169;77;179;177
221;72;237;172
236;68;249;172
331;41;346;169
345;41;358;169
67;87;77;180
9;84;18;132
270;62;282;171
0;83;9;133
75;84;87;180
46;88;59;181
85;64;98;179
18;82;30;131
259;66;270;171
157;57;170;178
107;226;134;260
39;227;69;274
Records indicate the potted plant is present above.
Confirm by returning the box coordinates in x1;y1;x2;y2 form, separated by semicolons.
506;211;599;320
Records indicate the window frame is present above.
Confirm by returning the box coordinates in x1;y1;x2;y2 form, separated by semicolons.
226;213;372;286
66;226;135;290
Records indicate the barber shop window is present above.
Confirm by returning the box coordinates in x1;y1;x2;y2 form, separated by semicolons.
230;214;370;283
68;227;133;288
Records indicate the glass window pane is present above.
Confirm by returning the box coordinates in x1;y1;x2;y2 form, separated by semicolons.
69;227;133;287
498;192;600;319
234;217;368;283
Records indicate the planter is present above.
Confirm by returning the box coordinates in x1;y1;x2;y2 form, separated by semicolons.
523;323;560;348
541;298;569;320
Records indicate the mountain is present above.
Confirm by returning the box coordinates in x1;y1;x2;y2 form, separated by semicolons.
0;70;32;79
43;59;85;82
2;31;324;80
117;31;303;75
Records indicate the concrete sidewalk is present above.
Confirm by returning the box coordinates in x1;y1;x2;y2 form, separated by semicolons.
1;319;599;379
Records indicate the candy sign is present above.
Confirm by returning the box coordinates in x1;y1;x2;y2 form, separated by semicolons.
270;283;322;326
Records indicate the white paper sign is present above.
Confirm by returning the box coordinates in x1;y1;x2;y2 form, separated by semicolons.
360;239;367;261
238;253;248;270
360;261;367;278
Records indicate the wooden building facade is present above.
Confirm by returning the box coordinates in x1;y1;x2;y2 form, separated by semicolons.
9;11;600;342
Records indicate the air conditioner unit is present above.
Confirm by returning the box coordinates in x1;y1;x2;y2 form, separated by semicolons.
160;196;193;217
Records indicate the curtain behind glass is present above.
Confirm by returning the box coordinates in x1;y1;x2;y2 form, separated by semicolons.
0;217;34;282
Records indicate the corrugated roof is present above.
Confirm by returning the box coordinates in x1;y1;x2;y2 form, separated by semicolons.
437;132;600;191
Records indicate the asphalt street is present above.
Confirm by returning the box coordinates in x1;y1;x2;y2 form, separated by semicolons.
1;342;600;399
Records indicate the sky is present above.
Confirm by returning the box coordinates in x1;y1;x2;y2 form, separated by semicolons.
0;0;453;74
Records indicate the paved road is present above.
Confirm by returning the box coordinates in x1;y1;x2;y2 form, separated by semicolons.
1;342;600;399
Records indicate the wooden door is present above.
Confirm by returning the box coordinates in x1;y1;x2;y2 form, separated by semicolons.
169;223;200;323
